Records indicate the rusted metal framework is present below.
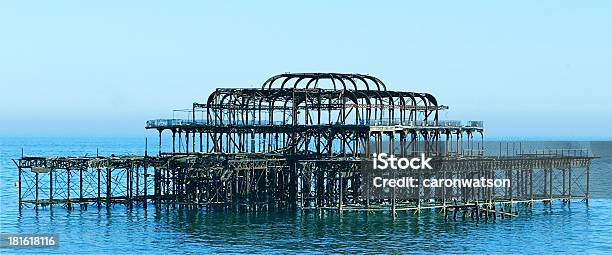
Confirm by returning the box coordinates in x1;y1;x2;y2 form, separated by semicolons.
13;73;594;221
148;73;481;158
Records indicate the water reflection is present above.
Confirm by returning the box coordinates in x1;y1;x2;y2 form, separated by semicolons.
3;197;612;253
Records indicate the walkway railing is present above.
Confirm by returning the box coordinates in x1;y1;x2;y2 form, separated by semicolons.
146;118;484;129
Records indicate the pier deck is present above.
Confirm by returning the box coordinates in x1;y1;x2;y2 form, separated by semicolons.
14;151;594;216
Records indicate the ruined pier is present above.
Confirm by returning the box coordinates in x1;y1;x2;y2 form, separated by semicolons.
13;73;595;219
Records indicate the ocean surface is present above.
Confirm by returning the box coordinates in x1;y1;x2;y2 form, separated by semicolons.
1;138;611;254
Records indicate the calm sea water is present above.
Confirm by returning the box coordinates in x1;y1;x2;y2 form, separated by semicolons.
1;138;611;254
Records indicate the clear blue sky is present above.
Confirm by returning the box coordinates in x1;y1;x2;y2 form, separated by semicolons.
0;1;610;140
